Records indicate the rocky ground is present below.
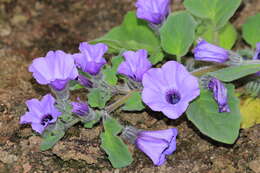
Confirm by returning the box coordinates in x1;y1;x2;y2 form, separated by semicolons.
0;0;259;172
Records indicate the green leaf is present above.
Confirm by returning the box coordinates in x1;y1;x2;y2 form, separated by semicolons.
160;11;197;57
149;50;164;65
87;88;111;109
198;23;237;49
186;84;241;144
93;11;163;64
111;55;124;69
40;121;65;151
242;13;260;48
102;56;123;86
101;132;133;168
122;91;145;111
101;117;132;168
102;68;118;86
103;117;123;135
84;112;101;128
209;63;260;82
218;23;237;49
184;0;241;28
40;131;65;151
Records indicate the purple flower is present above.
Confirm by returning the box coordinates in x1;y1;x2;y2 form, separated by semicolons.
194;40;229;63
71;99;89;116
117;49;152;82
253;43;260;60
135;0;170;25
73;42;108;75
142;61;200;119
29;50;78;91
253;43;260;76
136;128;178;166
208;78;230;113
20;94;62;134
77;74;93;88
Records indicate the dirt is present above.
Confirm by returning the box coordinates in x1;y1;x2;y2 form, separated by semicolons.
0;0;259;172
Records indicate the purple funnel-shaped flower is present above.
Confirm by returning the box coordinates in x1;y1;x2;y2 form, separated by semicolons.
194;40;229;63
73;42;108;75
71;99;89;116
135;0;170;25
29;50;78;91
20;94;62;134
117;49;152;82
136;128;178;166
208;78;230;113
142;61;200;119
253;43;260;76
77;74;93;88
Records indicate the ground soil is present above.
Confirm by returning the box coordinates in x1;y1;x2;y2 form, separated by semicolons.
0;0;259;172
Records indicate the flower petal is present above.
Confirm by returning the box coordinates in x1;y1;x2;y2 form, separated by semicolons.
31;123;45;134
136;137;168;166
20;112;41;124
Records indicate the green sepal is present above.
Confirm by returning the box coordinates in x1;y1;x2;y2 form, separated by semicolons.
84;112;101;128
102;56;124;86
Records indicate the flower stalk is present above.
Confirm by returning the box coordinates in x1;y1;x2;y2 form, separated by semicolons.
105;90;140;114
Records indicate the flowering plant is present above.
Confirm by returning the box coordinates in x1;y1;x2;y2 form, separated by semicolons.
20;0;260;168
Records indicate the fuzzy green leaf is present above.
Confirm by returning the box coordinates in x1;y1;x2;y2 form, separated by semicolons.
40;121;65;151
186;84;241;144
101;117;133;168
160;11;197;57
184;0;241;28
87;88;111;109
209;63;260;82
122;91;145;111
93;11;163;64
103;117;123;135
101;132;133;168
198;23;237;49
242;13;260;48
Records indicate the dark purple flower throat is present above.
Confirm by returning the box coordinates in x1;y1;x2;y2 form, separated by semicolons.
165;90;181;105
41;114;53;126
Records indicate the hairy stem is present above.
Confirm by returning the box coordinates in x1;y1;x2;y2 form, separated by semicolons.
176;56;182;63
191;64;226;77
106;90;139;114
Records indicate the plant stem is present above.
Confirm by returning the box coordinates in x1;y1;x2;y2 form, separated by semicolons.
64;118;80;129
176;56;182;63
191;64;226;77
106;90;139;114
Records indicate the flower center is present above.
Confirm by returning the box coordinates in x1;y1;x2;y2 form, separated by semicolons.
257;52;260;60
41;114;53;126
165;90;181;105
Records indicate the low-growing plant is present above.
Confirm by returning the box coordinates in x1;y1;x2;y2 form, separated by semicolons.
20;0;260;168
